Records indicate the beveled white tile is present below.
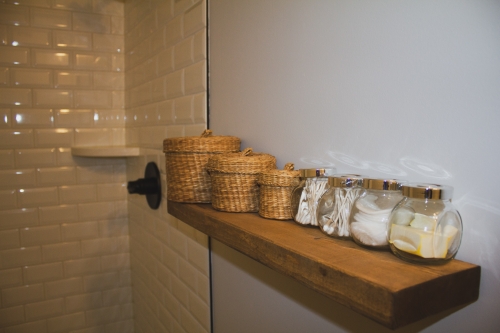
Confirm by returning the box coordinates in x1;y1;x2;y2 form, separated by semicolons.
93;34;124;53
0;4;30;26
59;184;96;204
0;246;42;268
93;0;124;15
0;25;6;45
33;49;70;68
23;262;63;284
33;89;73;108
98;218;128;237
0;129;33;148
0;88;32;107
35;128;73;147
18;186;59;207
184;0;206;37
9;26;51;48
0;108;11;128
156;100;174;125
56;147;74;166
193;29;207;62
11;68;53;87
0;229;20;250
138;126;168;149
0;207;38;229
30;7;71;29
53;0;92;12
42;241;81;263
101;253;130;272
0;46;30;66
75;52;111;70
76;165;113;184
0;305;25;328
25;298;64;321
54;30;92;50
81;236;128;257
165;14;183;47
0;189;17;209
78;201;116;221
112;53;124;72
184;61;206;94
39;204;78;225
111;16;124;35
0;149;14;168
64;291;102;314
13;109;53;127
174;37;193;70
36;166;76;186
44;277;83;299
174;95;193;124
165;70;184;99
74;90;112;108
55;109;94;127
3;0;50;7
54;71;92;88
0;169;36;189
74;128;113;146
63;257;100;277
0;66;8;85
93;72;124;90
61;222;100;246
15;148;56;168
47;312;86;332
0;268;23;289
3;319;48;333
112;91;124;109
73;12;111;34
193;92;207;123
2;283;45;307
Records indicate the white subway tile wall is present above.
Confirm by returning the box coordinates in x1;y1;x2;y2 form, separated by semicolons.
125;0;209;330
0;1;132;333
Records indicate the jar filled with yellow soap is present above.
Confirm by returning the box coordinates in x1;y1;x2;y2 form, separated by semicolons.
387;183;462;264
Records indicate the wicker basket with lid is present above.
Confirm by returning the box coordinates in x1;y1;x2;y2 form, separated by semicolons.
257;163;301;220
163;130;240;203
206;147;276;212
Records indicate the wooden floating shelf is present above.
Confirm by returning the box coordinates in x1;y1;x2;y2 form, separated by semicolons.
71;146;142;157
167;201;480;330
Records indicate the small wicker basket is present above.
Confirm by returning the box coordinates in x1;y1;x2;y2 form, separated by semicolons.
257;163;301;220
163;130;240;203
206;148;277;212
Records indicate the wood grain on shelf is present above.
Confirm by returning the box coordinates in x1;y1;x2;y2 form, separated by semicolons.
167;201;480;329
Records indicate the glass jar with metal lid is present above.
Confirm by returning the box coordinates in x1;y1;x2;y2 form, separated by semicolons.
387;183;462;264
290;168;336;227
349;178;406;250
316;174;365;238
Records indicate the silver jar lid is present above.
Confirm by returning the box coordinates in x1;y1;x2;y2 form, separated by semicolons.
402;183;454;200
327;174;365;188
299;168;336;178
363;178;406;191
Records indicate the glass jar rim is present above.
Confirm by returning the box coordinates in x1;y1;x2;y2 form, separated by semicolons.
363;178;407;191
402;183;454;200
299;168;336;178
327;174;365;188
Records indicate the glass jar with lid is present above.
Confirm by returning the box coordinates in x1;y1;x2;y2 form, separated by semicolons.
387;183;462;264
349;178;406;250
290;168;336;227
316;174;365;238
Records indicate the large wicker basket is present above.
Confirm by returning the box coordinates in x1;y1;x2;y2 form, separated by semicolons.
257;163;301;220
206;148;276;212
163;130;240;203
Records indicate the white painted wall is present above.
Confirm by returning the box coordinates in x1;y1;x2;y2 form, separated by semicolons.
209;0;500;332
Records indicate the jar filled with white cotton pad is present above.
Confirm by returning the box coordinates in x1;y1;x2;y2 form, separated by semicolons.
316;174;365;238
387;183;462;265
290;168;336;227
349;178;406;250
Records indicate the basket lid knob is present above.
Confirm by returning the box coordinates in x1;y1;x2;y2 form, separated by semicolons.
284;163;294;171
241;147;253;156
201;129;213;137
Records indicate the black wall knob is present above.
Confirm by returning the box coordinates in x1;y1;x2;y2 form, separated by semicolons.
127;162;161;209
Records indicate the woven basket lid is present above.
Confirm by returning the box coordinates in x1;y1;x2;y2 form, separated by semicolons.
258;163;301;187
163;129;241;153
206;148;276;174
